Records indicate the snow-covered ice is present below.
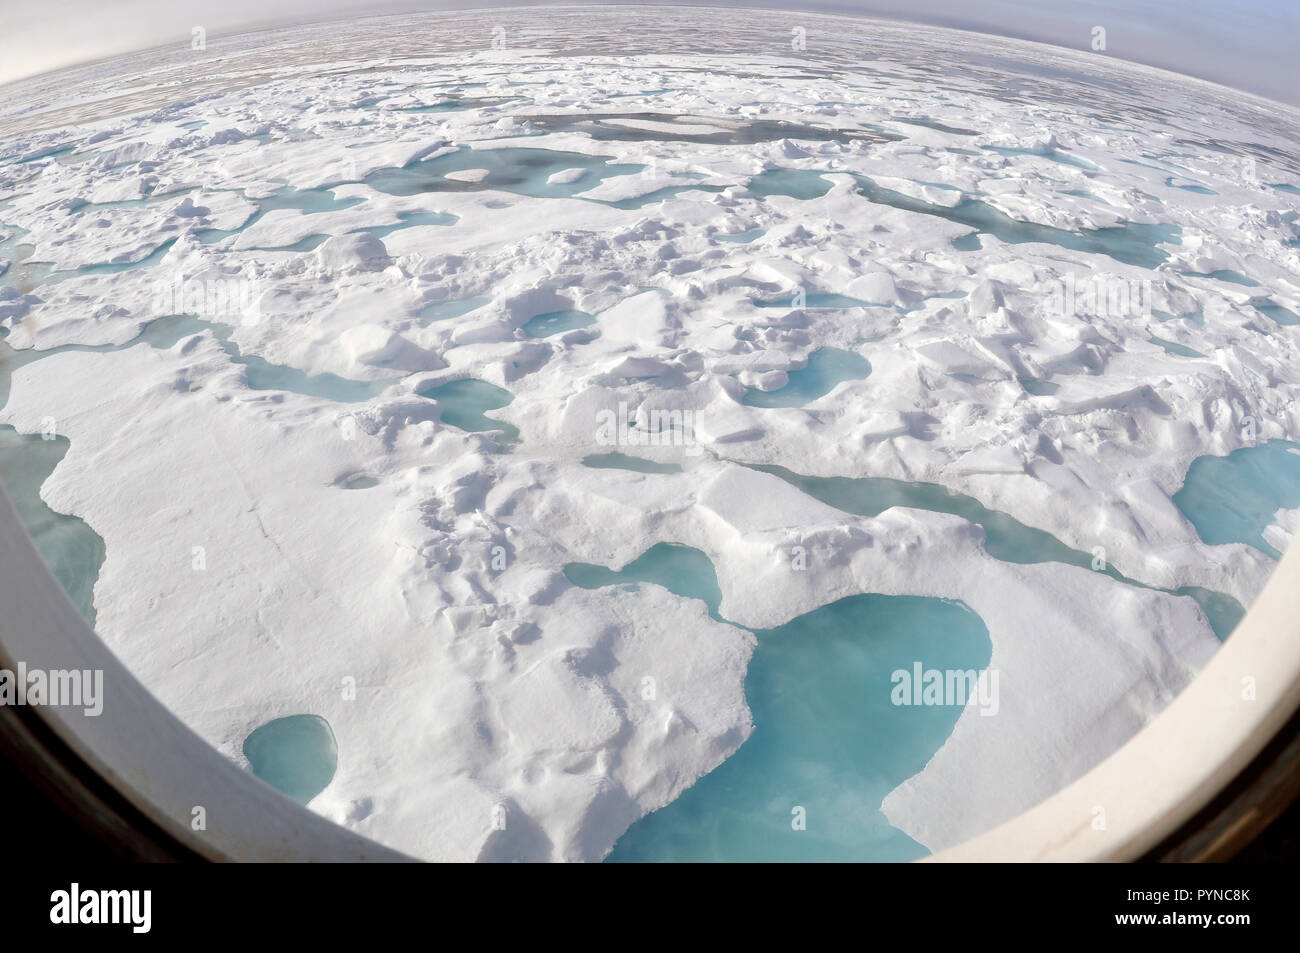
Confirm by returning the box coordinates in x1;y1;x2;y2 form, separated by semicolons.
1;7;1298;860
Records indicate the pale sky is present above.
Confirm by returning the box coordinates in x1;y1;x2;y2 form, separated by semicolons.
1;1;1296;104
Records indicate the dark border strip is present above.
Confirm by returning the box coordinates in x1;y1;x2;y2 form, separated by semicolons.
1142;701;1300;861
0;655;209;862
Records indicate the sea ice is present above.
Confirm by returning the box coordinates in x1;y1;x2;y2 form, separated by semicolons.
1;7;1298;861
